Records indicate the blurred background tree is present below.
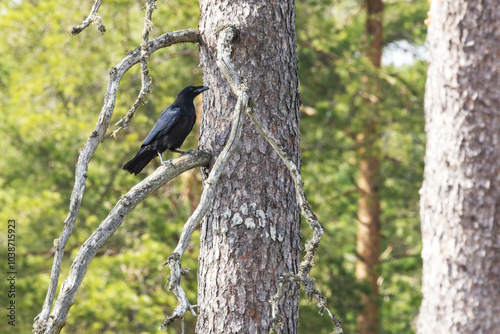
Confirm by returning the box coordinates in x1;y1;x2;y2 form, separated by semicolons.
296;0;427;333
0;0;427;333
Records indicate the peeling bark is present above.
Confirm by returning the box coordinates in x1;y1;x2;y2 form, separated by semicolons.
197;1;301;333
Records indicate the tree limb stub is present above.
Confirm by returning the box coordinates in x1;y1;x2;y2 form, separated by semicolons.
34;28;200;331
215;25;240;92
35;151;211;334
71;0;105;35
159;25;248;330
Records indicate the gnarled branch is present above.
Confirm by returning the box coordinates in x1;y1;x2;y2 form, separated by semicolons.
35;150;211;334
114;0;158;133
71;0;105;35
34;28;200;331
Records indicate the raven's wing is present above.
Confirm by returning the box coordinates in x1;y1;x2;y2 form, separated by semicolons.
141;106;181;147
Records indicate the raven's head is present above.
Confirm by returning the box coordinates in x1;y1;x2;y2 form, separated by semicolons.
177;85;210;102
192;86;210;94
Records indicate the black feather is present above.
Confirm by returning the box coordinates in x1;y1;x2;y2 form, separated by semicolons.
122;85;209;175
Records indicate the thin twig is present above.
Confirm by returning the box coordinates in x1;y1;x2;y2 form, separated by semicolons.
34;28;200;333
71;0;105;35
114;0;158;133
38;151;211;334
159;26;248;330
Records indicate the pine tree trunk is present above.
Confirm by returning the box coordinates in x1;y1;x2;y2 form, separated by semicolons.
356;140;381;334
197;1;301;333
418;1;500;333
356;1;383;333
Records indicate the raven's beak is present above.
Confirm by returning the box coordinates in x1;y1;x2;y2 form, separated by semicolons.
195;86;210;93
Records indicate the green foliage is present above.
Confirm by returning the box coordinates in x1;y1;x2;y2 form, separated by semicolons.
0;0;427;333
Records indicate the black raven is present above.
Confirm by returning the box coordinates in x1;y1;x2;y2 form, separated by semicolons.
122;85;209;175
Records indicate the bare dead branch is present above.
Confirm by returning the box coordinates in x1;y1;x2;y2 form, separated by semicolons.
160;253;197;328
159;26;248;330
34;28;200;331
71;0;105;35
246;98;343;333
171;88;247;258
114;0;157;133
34;151;211;334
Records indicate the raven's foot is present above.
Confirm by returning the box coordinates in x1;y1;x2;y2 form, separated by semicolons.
161;160;174;167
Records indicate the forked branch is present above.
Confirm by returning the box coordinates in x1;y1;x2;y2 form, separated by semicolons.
34;28;199;332
35;151;211;334
159;25;342;333
114;0;158;133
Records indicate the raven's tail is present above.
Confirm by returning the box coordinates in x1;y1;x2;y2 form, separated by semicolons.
122;148;157;175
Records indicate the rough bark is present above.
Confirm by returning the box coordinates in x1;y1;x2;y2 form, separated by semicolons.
418;1;500;333
355;1;383;333
197;1;301;333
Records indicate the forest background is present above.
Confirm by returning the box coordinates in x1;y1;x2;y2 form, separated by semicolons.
0;0;428;333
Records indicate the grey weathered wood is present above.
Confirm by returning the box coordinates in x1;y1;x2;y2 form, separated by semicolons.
34;28;200;332
71;0;105;35
39;151;211;334
247;106;342;333
419;1;500;332
114;0;157;132
161;24;341;334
